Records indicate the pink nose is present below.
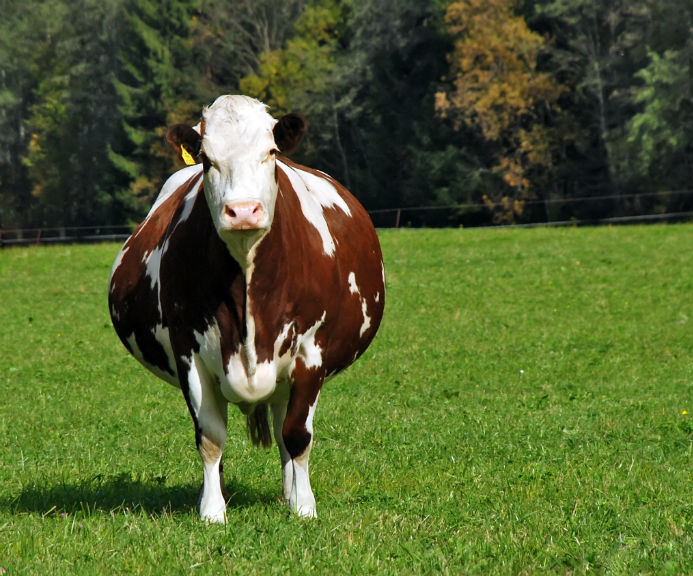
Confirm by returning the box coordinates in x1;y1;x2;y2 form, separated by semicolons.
223;202;265;230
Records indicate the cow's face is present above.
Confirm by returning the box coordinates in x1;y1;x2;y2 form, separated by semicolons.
166;95;306;263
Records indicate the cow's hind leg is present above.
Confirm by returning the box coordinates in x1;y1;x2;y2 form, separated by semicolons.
280;383;321;518
271;401;293;502
179;357;228;523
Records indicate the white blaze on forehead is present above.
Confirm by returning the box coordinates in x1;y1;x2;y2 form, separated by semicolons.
202;95;277;164
200;96;279;251
277;162;351;257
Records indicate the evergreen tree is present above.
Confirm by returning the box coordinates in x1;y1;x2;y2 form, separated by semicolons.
26;0;124;227
0;0;53;228
110;0;197;218
625;3;693;204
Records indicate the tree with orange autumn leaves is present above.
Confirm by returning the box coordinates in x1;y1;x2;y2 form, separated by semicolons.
4;0;693;229
436;0;565;223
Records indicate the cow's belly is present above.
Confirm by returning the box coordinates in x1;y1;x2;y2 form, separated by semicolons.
220;355;291;405
193;321;292;405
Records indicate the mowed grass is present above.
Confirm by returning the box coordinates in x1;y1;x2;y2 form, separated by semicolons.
0;225;692;574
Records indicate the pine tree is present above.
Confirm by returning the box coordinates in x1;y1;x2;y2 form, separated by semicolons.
110;0;197;219
16;0;123;227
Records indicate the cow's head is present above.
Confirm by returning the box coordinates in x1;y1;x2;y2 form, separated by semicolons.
166;95;306;265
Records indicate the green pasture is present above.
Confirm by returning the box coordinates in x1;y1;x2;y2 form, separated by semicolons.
0;226;692;574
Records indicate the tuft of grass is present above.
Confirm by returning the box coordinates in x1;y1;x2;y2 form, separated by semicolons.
0;226;692;574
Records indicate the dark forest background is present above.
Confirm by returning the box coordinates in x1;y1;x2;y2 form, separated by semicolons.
3;0;693;229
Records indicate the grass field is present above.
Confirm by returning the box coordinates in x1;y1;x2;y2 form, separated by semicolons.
0;225;692;574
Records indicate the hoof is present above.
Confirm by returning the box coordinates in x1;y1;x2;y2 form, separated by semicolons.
200;508;227;524
290;500;317;519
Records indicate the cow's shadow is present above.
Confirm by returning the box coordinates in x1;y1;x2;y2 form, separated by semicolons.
4;472;276;517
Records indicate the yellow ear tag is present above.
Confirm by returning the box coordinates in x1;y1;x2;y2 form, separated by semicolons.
181;145;196;166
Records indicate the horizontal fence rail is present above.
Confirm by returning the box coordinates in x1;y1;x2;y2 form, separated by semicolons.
367;188;693;229
0;225;134;247
3;189;693;246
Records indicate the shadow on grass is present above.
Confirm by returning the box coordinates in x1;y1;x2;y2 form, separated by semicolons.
3;472;277;517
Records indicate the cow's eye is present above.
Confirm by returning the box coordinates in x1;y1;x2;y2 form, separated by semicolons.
199;152;212;172
263;149;280;163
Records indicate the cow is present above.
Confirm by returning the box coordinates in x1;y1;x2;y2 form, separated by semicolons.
108;95;385;522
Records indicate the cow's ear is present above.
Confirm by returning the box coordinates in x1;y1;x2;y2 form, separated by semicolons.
273;113;307;154
166;124;201;166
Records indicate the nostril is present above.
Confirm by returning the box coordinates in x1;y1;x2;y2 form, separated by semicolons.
223;202;264;229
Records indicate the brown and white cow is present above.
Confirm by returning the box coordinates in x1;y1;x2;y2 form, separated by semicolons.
108;95;385;522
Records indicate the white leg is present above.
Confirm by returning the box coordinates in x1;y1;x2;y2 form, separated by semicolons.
184;356;228;523
290;443;316;518
271;401;293;501
198;439;226;523
284;391;320;518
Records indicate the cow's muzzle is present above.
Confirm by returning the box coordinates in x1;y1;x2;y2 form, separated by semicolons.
223;202;266;230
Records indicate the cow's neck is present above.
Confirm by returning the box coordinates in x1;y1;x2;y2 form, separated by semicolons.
223;230;268;273
224;231;269;379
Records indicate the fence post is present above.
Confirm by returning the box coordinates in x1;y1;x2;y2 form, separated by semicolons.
395;208;401;229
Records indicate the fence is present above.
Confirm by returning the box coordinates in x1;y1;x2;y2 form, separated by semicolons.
367;189;693;229
3;190;693;247
0;225;134;247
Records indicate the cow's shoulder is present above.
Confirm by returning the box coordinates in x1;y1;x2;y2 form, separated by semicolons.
110;167;203;299
275;158;375;255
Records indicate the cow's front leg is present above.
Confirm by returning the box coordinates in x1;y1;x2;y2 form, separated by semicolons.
281;378;321;518
180;357;228;523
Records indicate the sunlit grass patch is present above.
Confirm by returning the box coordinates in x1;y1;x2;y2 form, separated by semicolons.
1;225;692;574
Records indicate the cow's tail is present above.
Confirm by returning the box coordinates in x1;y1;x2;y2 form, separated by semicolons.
246;403;273;448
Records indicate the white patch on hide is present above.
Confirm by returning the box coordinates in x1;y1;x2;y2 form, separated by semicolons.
347;272;359;295
151;323;177;382
125;330;177;386
144;242;166;293
274;321;295;361
149;164;202;215
359;300;372;337
346;272;372;338
277;162;351;257
297;312;326;370
306;390;320;436
176;186;200;226
109;246;129;285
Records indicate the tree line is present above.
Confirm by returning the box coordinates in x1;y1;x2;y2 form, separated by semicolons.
2;0;693;229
